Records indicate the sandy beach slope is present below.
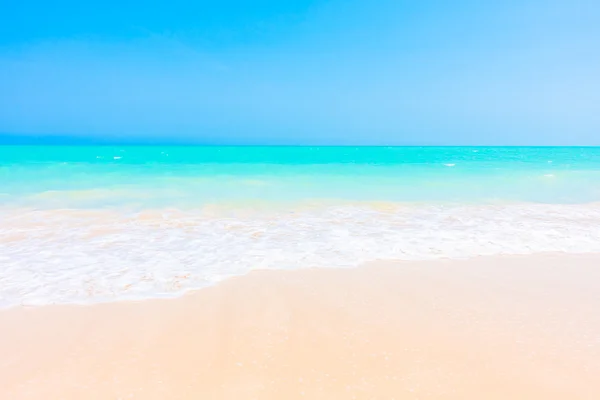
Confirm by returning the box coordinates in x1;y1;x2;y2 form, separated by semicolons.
1;254;600;399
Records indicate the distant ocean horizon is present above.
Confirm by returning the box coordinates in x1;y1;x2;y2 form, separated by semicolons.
2;145;600;307
3;133;600;147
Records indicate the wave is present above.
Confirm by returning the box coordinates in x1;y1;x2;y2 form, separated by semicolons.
2;202;600;307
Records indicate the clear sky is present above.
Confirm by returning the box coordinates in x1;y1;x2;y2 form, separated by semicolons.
1;0;599;145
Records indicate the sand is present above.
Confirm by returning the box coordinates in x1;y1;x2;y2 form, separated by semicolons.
1;254;600;399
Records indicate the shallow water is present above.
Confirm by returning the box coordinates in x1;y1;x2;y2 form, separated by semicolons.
2;146;600;307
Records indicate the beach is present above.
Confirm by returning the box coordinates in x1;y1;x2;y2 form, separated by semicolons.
3;0;600;394
2;254;600;399
2;146;600;398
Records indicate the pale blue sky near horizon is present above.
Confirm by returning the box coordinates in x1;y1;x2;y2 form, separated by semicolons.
1;0;599;145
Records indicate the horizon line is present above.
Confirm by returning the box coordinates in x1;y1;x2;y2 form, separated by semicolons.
1;134;599;147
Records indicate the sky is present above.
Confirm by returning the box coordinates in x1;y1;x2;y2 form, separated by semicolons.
1;0;599;145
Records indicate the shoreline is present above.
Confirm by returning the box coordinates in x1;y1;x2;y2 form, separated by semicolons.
4;201;600;308
0;251;598;311
2;254;600;399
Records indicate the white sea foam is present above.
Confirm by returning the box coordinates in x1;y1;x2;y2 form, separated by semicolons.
2;203;600;308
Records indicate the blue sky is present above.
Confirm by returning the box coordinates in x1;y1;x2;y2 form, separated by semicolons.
1;0;599;145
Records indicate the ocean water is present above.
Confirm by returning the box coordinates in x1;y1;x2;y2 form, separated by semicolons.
2;146;600;307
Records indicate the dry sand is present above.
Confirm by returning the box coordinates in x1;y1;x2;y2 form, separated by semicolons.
1;254;600;399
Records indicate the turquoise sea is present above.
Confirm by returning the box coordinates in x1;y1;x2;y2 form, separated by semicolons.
2;146;600;207
2;146;600;307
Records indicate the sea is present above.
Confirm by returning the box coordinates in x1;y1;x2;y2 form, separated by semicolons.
2;145;600;307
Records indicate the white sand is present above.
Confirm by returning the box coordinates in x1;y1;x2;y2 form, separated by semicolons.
1;254;600;399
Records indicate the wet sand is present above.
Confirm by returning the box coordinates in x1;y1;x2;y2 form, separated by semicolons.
1;254;600;399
